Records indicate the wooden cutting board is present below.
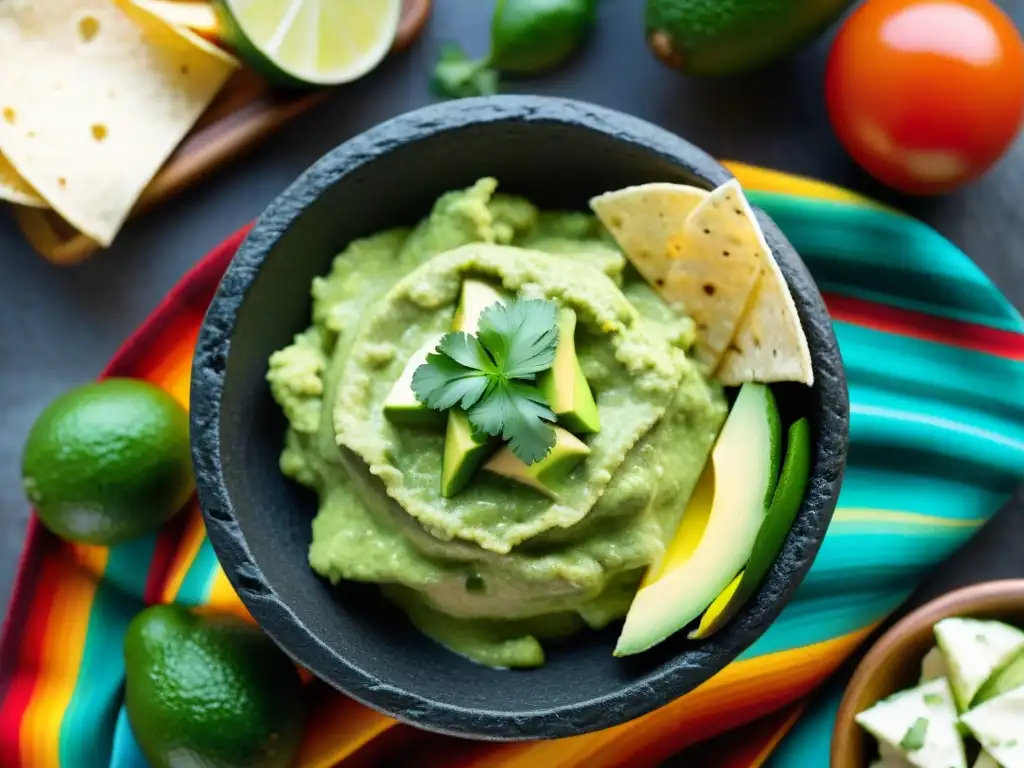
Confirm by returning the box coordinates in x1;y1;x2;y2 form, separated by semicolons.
15;0;433;265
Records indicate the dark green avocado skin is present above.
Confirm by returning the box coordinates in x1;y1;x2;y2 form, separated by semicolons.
646;0;857;76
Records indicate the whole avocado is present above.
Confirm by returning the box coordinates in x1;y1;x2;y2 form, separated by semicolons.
646;0;856;75
124;605;305;768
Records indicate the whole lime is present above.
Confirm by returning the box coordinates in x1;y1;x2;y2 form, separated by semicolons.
21;378;194;546
490;0;595;74
125;605;305;768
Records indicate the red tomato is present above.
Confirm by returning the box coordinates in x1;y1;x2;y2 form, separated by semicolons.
826;0;1024;194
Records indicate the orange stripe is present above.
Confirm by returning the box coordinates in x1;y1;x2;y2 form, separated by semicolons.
160;506;207;604
18;550;102;767
144;326;199;408
299;693;399;768
444;627;873;768
747;703;807;768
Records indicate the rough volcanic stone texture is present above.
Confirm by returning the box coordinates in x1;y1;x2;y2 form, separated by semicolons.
191;95;848;741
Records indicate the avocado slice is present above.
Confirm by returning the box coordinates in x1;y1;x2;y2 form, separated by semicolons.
483;427;590;496
383;333;446;427
614;382;780;656
452;279;505;335
441;410;494;498
934;617;1024;710
538;308;600;434
439;280;507;497
689;417;809;639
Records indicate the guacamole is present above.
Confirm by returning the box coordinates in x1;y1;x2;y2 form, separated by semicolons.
268;178;726;668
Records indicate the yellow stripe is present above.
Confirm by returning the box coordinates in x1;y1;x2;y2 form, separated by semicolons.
206;568;254;622
833;508;986;529
452;627;873;768
19;556;98;768
161;504;207;603
725;161;888;209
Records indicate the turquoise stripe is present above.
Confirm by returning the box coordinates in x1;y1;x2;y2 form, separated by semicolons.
740;589;907;660
174;538;219;606
767;685;844;768
57;582;140;768
109;707;148;768
836;321;1024;425
59;531;155;767
797;518;976;601
837;465;1007;520
102;532;158;600
750;192;1024;332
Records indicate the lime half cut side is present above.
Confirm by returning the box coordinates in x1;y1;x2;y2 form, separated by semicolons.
218;0;402;86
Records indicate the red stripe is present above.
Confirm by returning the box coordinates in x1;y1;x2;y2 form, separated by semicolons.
0;537;62;766
823;292;1024;361
143;510;190;605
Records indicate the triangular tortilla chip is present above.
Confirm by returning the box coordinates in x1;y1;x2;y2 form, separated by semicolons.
0;154;45;208
662;180;766;367
590;183;708;287
0;0;236;246
712;193;813;386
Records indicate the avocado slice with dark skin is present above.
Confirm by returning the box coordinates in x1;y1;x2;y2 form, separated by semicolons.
483;426;590;496
538;308;600;434
439;280;505;497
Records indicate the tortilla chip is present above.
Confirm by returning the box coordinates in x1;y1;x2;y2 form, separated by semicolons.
715;248;815;386
590;183;708;287
0;154;46;208
659;180;767;367
0;0;236;246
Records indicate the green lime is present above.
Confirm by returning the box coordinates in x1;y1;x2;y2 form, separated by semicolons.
21;378;194;546
490;0;596;74
214;0;401;87
125;605;305;768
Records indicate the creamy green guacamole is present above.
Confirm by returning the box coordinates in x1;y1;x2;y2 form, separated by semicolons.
267;178;726;668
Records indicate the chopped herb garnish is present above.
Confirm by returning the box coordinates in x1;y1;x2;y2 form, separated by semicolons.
412;299;560;464
1008;738;1019;747
923;692;944;707
900;717;929;751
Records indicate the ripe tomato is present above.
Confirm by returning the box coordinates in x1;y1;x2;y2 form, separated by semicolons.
826;0;1024;194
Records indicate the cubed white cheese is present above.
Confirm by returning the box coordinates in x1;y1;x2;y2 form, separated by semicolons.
856;677;967;768
962;686;1024;768
935;618;1024;710
922;645;952;683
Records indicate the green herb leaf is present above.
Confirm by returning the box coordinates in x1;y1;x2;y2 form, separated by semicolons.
411;345;492;411
431;43;500;99
477;299;559;378
411;298;561;464
900;717;929;751
468;380;556;464
923;693;944;707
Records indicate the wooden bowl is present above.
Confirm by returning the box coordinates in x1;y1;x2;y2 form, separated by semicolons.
833;579;1024;767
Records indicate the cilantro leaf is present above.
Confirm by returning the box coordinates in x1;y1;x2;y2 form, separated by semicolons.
431;43;499;100
469;381;556;465
477;299;559;378
410;297;562;464
411;344;491;412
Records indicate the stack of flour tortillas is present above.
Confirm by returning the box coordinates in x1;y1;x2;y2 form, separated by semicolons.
0;0;237;253
591;179;815;387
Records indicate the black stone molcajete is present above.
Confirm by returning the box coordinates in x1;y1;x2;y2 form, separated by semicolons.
190;96;848;741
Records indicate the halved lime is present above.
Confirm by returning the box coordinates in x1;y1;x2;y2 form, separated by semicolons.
215;0;402;86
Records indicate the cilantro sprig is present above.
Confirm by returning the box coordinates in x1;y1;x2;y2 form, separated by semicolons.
412;299;560;464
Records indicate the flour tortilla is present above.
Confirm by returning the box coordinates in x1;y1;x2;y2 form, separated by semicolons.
0;0;236;246
0;154;45;208
590;183;708;287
